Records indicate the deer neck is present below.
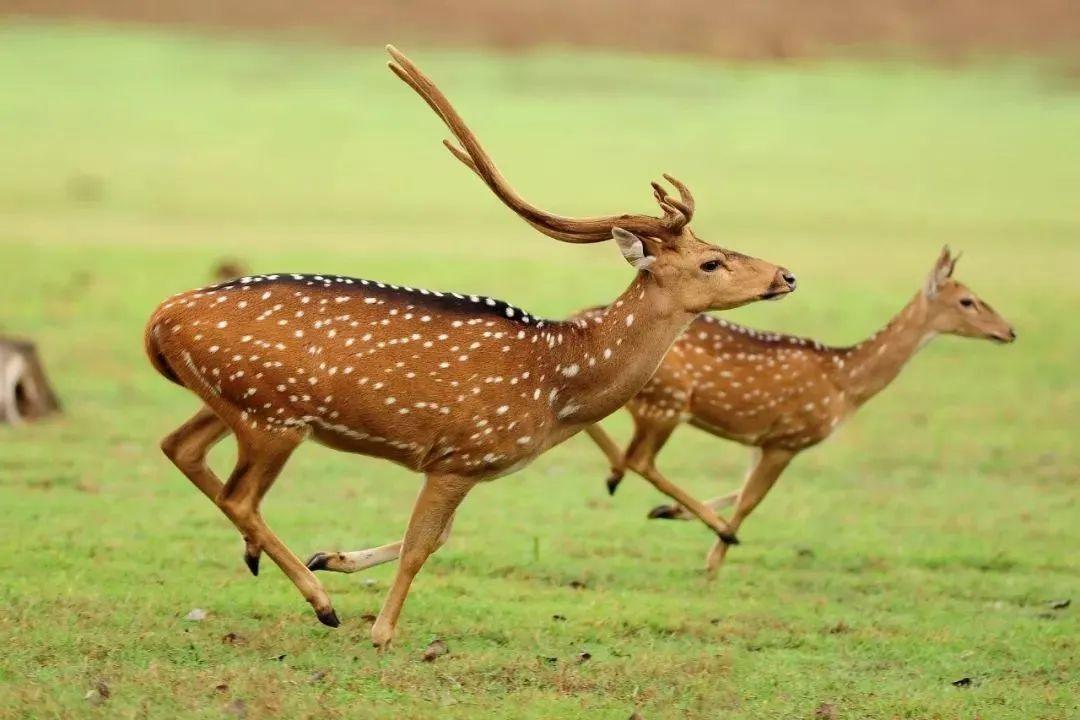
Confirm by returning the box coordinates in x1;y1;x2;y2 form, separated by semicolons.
548;273;694;427
836;292;937;405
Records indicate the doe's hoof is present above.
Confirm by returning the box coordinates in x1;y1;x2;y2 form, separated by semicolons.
244;552;260;577
605;472;624;496
316;607;341;628
647;504;679;520
305;552;331;572
717;531;740;546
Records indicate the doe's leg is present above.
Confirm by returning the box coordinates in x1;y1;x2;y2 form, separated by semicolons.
584;424;627;495
370;473;473;650
704;446;794;576
624;423;739;544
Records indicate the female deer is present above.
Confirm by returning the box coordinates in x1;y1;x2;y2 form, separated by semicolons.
145;47;796;648
586;248;1015;575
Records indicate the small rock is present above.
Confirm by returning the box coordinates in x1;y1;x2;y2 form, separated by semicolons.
421;638;449;662
309;670;328;684
214;683;229;693
796;547;816;558
952;677;972;687
568;580;587;590
552;614;567;621
814;702;837;718
362;578;378;588
1049;599;1071;610
83;681;110;706
225;698;247;718
538;655;558;664
269;654;286;662
360;613;378;624
576;651;592;663
184;608;207;622
221;632;245;645
827;620;850;634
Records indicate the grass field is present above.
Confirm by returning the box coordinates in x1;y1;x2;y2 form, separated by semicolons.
1;22;1077;719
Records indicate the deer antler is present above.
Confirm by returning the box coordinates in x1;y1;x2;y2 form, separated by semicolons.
386;46;693;242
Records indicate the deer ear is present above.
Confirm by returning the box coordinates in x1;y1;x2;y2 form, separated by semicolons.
925;245;953;297
613;227;655;272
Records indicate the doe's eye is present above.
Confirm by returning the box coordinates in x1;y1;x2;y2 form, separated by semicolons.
959;298;975;308
700;260;723;273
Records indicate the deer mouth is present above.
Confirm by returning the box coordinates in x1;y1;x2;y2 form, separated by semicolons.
760;287;793;301
988;330;1016;344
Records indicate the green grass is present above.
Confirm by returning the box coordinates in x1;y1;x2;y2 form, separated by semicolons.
1;21;1078;719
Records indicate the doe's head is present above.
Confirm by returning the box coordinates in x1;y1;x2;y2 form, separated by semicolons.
923;247;1015;344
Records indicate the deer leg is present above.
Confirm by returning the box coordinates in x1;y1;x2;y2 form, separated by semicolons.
704;446;794;576
584;424;627;495
217;430;339;627
370;473;473;650
160;405;270;576
624;424;739;544
306;512;457;574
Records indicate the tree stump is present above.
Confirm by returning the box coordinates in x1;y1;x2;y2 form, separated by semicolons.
0;337;62;424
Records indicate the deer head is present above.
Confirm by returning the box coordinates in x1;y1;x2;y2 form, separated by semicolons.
386;47;796;316
923;247;1016;343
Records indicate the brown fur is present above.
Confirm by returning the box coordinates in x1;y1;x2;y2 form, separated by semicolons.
145;47;795;648
586;247;1015;574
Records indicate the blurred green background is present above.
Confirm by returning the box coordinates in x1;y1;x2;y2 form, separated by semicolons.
0;8;1077;719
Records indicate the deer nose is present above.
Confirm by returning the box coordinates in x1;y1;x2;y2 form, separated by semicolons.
779;269;796;290
1007;327;1017;342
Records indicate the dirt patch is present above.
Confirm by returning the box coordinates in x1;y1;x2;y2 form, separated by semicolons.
6;0;1079;60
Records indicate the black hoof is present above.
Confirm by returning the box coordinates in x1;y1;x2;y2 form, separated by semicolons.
605;472;624;496
316;608;341;628
244;552;260;577
718;531;740;546
305;552;330;572
648;504;679;520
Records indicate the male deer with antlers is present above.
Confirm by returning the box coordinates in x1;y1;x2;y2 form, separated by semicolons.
144;47;796;648
586;248;1015;575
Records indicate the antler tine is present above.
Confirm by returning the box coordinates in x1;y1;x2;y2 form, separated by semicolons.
386;46;681;242
662;173;695;221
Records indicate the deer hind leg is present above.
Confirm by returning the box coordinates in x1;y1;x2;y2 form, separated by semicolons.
217;427;340;627
306;512;458;574
370;473;473;650
162;405;264;573
704;446;794;577
584;424;627;495
624;423;739;544
160;405;263;576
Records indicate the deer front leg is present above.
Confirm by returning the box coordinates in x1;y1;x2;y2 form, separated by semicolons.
704;446;794;576
371;474;473;650
306;513;457;573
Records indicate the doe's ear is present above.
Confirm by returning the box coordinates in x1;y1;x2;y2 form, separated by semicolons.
613;227;655;272
924;245;957;297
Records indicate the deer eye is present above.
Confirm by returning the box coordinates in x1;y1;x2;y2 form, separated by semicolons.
959;298;975;308
700;260;724;273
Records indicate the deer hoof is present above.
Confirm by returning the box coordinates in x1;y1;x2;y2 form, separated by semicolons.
647;504;679;520
605;471;624;496
305;552;331;572
717;531;740;546
316;607;341;628
244;551;260;576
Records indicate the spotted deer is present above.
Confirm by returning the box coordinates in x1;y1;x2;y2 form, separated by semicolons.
585;248;1015;576
144;46;796;648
